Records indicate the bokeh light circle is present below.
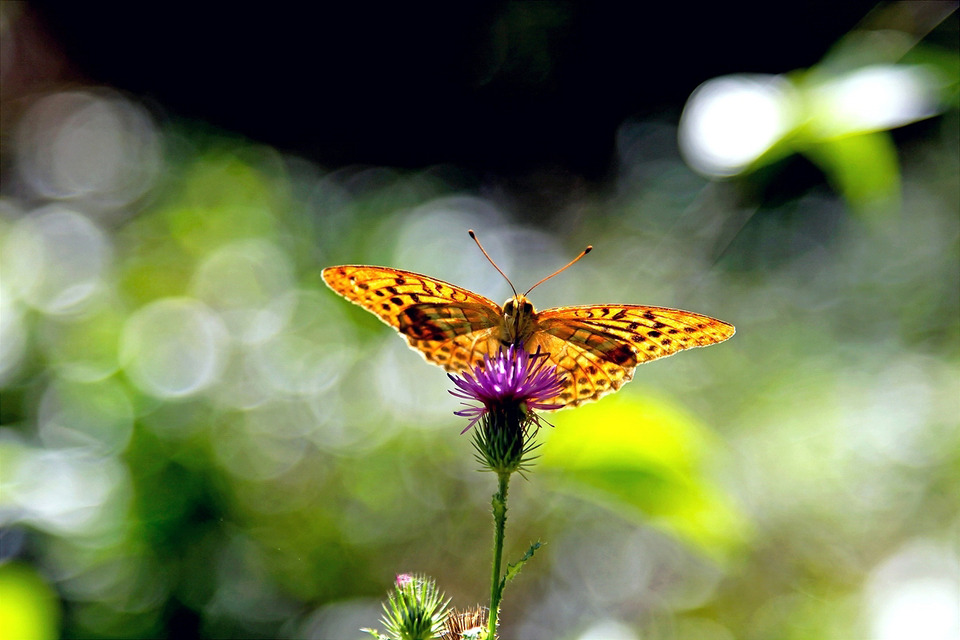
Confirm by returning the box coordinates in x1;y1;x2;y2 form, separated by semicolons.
679;74;796;177
120;297;228;398
4;205;111;314
191;239;295;344
37;378;134;454
810;65;943;138
14;90;161;207
37;307;125;382
0;279;27;385
867;541;960;640
5;446;128;537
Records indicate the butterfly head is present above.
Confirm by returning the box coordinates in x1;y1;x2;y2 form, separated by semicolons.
469;229;591;346
502;295;536;342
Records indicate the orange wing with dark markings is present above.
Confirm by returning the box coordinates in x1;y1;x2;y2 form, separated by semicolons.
321;265;505;371
530;305;735;407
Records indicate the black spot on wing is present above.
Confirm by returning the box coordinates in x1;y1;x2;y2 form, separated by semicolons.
396;306;449;341
604;344;636;366
396;303;494;342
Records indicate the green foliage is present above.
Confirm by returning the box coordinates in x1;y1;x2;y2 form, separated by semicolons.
679;5;958;221
541;395;750;562
803;132;900;217
502;541;543;587
0;564;60;640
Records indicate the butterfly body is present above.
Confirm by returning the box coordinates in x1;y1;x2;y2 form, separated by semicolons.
322;265;734;408
499;295;537;346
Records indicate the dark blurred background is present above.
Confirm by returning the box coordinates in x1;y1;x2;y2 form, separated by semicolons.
20;2;882;173
1;2;958;639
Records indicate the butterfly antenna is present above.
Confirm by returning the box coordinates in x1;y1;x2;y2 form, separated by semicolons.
523;244;592;296
469;229;518;298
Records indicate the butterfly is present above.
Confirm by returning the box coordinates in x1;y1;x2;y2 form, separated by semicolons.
322;232;734;409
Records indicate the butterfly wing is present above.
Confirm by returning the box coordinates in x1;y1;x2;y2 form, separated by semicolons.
533;305;735;407
322;265;504;372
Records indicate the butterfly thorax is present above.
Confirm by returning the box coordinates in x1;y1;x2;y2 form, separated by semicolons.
500;295;539;346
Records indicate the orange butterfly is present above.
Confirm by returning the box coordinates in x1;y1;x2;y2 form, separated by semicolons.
322;231;734;408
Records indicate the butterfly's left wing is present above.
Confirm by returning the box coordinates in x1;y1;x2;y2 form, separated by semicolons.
532;305;735;407
322;265;504;372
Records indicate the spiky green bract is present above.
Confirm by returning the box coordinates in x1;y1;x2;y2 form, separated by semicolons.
471;405;541;476
370;574;450;640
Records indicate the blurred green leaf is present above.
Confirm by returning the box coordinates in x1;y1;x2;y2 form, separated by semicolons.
540;394;750;562
0;563;60;640
903;47;960;108
804;131;900;219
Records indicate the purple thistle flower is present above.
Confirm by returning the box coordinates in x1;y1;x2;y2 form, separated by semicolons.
448;344;565;434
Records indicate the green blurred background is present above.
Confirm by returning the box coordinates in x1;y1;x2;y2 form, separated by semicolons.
1;3;958;639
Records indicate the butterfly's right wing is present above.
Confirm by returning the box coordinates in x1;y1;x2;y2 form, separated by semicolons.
322;265;504;372
533;304;735;407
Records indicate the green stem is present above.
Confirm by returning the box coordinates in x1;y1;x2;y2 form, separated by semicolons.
488;471;510;640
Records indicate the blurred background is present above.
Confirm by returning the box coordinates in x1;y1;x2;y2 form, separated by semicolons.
1;2;958;639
